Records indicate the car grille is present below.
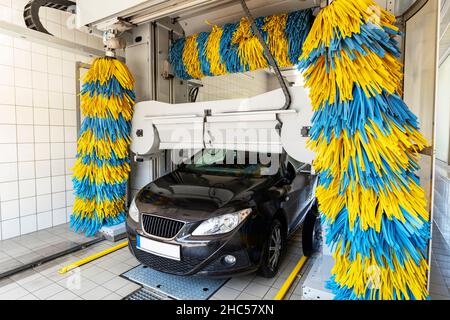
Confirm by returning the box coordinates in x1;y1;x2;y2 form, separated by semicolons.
130;239;203;275
142;214;184;239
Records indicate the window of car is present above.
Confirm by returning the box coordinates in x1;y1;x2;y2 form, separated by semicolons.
287;156;311;173
179;149;281;177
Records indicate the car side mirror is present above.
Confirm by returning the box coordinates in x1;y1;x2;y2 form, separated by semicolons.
282;185;292;195
267;185;291;200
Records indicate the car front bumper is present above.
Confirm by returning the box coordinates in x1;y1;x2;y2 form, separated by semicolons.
126;217;262;277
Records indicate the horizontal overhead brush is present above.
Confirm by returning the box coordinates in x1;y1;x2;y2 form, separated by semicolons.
169;9;314;80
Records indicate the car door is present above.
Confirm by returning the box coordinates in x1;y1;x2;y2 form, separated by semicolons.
283;157;314;233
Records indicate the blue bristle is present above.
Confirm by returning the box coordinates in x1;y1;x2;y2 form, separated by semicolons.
196;32;213;76
299;22;402;71
82;77;135;100
299;4;430;299
285;9;313;65
169;9;313;79
325;275;429;300
219;23;242;73
324;210;429;267
79;114;131;142
70;212;125;237
168;38;191;80
72;179;128;202
81;153;129;167
72;57;135;238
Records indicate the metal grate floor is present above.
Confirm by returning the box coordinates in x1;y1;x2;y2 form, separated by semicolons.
121;265;227;300
124;287;170;300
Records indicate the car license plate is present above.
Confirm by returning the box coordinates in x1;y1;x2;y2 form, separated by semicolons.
136;235;181;261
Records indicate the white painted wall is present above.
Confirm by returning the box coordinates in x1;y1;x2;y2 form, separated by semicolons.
437;55;450;163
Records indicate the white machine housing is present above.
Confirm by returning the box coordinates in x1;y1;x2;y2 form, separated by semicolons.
130;86;315;164
76;0;400;35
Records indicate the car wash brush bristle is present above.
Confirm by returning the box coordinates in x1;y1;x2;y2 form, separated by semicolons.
168;9;314;80
299;0;430;300
71;57;136;236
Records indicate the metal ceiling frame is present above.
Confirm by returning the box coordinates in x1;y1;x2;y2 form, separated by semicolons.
121;0;226;25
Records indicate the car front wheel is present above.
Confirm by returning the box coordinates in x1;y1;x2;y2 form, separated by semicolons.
302;204;321;256
258;219;284;278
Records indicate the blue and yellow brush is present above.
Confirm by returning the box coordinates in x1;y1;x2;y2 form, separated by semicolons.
299;0;430;300
169;9;313;80
71;57;136;236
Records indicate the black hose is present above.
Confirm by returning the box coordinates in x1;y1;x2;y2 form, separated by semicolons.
189;87;199;102
238;0;291;111
24;0;76;35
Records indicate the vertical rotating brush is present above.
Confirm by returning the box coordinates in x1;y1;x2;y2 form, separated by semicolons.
299;0;430;300
71;57;136;236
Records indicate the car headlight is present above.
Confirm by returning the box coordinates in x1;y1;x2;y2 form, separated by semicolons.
129;198;139;222
192;208;252;236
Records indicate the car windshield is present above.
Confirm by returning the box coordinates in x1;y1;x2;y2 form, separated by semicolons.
178;149;280;177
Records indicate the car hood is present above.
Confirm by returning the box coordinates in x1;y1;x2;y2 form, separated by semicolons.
136;170;273;222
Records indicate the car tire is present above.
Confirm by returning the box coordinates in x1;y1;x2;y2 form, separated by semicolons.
258;219;285;278
302;204;321;257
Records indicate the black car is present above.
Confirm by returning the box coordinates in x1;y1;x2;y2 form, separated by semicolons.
126;149;320;278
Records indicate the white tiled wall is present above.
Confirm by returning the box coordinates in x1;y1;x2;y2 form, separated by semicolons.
0;2;100;239
0;0;104;50
197;69;274;102
0;2;278;240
